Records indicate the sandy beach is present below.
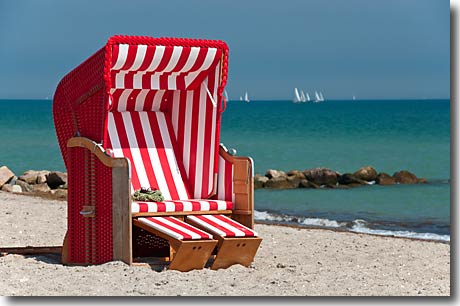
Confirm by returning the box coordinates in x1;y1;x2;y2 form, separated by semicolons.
0;191;450;296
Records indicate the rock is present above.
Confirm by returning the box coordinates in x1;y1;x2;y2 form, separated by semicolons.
347;183;364;188
286;176;302;188
375;172;396;185
353;166;378;181
9;175;18;185
0;166;15;188
336;184;351;189
393;170;418;184
33;183;51;193
303;168;338;185
299;179;320;189
51;189;68;199
254;174;269;189
265;177;298;189
1;184;22;193
417;178;427;184
286;170;305;178
15;180;33;192
19;170;38;184
46;171;67;189
337;173;367;185
265;169;287;179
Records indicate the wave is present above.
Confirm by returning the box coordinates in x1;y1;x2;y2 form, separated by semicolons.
254;210;450;242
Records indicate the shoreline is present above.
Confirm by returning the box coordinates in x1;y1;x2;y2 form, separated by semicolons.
254;220;450;245
0;192;450;295
0;189;450;244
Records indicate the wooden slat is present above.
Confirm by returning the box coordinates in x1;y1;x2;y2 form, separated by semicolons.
0;246;62;256
112;166;132;264
67;137;128;168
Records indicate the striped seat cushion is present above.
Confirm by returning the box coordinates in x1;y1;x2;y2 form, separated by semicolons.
137;216;213;240
187;215;257;238
132;199;232;213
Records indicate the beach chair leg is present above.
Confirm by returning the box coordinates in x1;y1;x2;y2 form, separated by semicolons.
211;237;262;270
169;240;217;272
61;231;69;264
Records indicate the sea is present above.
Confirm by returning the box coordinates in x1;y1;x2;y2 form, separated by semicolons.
0;99;451;241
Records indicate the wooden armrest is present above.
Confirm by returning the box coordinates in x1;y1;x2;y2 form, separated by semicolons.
219;144;255;228
67;137;128;168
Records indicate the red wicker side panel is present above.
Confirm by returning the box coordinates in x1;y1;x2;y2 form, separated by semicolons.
53;47;106;169
67;146;113;264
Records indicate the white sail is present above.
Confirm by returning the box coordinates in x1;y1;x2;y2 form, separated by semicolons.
244;92;250;103
224;90;229;101
239;96;243;101
300;90;306;102
306;92;311;102
314;91;321;102
293;88;301;103
319;92;324;101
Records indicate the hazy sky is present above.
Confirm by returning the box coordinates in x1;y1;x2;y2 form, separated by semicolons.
0;0;450;100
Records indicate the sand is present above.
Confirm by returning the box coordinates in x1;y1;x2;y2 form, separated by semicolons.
0;191;450;296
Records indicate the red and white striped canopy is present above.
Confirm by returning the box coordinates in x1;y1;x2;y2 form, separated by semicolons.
103;37;228;200
110;44;223;91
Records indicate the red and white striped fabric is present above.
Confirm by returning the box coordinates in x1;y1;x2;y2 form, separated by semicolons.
187;215;257;238
170;65;221;199
110;44;222;91
137;216;213;240
106;111;191;199
109;89;171;112
132;199;232;214
213;154;234;202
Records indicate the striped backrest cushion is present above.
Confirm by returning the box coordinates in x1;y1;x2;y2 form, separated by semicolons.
106;111;191;200
169;65;221;199
110;44;222;91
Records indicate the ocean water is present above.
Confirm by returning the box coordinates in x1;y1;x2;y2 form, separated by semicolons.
0;99;450;241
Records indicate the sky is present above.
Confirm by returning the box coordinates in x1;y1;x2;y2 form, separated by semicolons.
0;0;450;100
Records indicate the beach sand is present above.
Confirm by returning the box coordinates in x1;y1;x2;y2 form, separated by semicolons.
0;192;450;296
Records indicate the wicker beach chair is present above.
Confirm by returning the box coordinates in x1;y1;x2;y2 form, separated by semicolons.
53;35;261;271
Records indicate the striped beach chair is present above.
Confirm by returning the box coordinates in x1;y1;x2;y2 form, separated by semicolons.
53;35;261;271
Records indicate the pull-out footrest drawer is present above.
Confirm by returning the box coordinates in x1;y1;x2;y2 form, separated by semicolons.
186;215;262;270
133;216;217;271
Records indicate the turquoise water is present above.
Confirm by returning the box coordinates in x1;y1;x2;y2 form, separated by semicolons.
221;99;450;239
0;99;450;239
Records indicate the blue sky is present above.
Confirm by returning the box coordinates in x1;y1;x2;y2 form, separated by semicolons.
0;0;450;100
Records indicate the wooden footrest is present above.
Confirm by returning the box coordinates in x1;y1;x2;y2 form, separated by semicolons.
186;215;262;270
133;216;217;271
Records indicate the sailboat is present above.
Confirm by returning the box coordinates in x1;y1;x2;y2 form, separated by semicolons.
319;92;325;102
306;92;311;102
314;91;321;103
244;92;250;103
314;91;325;103
293;88;302;103
224;90;229;101
300;90;307;103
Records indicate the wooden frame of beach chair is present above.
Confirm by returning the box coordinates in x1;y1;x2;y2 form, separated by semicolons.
53;35;261;271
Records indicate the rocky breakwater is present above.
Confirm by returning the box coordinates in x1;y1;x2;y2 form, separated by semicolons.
254;166;427;190
0;166;67;200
